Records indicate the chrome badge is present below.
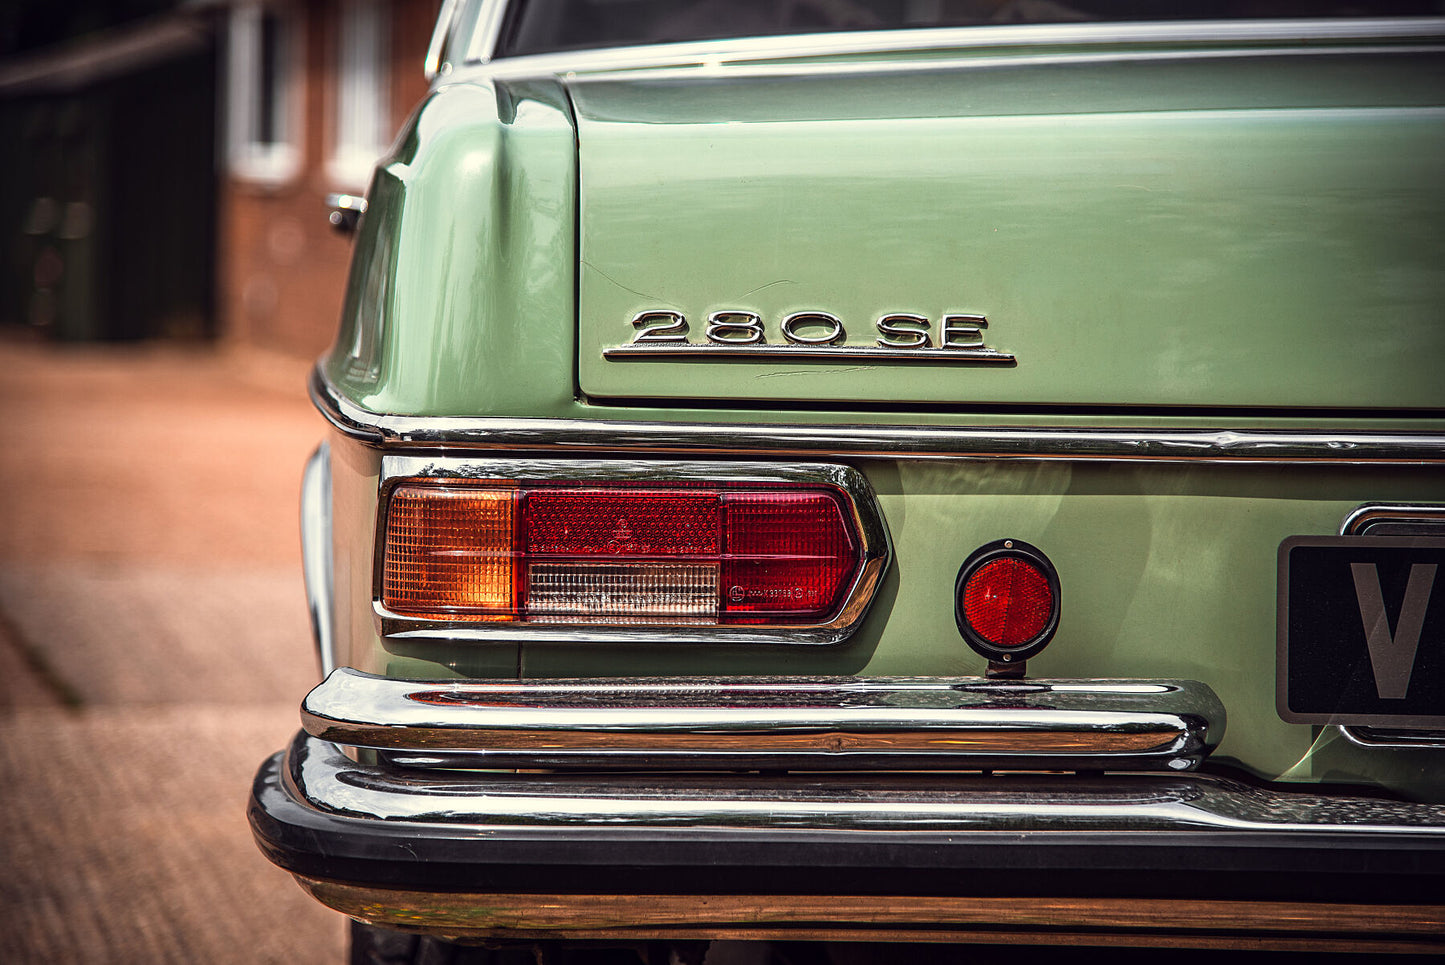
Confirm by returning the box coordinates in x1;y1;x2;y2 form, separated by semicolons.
603;310;1015;364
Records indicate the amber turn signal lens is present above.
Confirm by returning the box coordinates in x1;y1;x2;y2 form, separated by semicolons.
382;484;518;619
954;539;1060;661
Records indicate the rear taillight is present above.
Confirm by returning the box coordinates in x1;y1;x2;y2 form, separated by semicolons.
381;480;863;627
954;539;1060;661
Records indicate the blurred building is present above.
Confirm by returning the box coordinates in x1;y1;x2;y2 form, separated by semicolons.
216;0;440;358
0;0;441;358
0;6;218;342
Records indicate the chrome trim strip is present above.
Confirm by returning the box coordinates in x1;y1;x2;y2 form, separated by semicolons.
299;442;336;678
1340;502;1445;537
324;193;367;234
468;0;508;66
559;45;1445;85
422;0;461;80
1340;726;1445;749
303;670;1224;771
602;343;1016;364
312;368;1445;465
287;731;1445;834
452;18;1445;83
372;456;891;646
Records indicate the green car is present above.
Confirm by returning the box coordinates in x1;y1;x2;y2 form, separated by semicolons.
250;1;1445;961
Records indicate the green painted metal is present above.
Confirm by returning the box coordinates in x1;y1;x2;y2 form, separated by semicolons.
326;79;580;419
572;49;1445;409
327;41;1445;420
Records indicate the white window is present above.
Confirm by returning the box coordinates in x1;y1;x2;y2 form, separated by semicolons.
329;0;390;190
226;2;303;184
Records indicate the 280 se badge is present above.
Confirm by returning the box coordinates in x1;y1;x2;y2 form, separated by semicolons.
603;309;1016;364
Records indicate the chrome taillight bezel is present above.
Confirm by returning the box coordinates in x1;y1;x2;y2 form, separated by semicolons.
372;456;891;645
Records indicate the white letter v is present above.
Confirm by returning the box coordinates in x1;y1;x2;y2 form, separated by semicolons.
1351;562;1436;700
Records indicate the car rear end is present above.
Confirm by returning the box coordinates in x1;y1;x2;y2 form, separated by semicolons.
251;1;1445;958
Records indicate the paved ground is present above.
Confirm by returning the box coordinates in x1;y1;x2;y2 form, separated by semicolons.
0;335;347;963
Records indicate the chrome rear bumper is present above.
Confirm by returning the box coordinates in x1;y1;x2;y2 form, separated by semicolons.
250;672;1445;949
250;730;1445;950
302;669;1225;772
273;728;1445;835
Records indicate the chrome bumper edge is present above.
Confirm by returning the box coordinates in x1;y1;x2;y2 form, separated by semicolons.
302;669;1226;772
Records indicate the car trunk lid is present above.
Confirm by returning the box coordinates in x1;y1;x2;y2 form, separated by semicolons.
570;40;1445;411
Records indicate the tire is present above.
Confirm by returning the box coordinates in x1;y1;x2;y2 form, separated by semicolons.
348;921;530;965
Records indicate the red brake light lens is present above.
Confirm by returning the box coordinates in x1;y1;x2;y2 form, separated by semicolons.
382;482;861;627
526;492;718;557
722;491;858;623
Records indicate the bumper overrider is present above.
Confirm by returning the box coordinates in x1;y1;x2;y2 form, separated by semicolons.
250;671;1445;952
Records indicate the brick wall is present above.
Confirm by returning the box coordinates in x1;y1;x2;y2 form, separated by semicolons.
218;0;441;359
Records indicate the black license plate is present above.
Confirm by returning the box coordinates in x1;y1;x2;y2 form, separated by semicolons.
1278;536;1445;728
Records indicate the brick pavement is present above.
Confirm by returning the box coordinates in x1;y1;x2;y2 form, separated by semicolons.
0;336;346;964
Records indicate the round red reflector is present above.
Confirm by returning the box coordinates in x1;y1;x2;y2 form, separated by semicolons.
954;540;1060;661
962;558;1053;647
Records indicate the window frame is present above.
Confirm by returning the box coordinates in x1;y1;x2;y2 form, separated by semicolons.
225;1;305;185
328;0;391;191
